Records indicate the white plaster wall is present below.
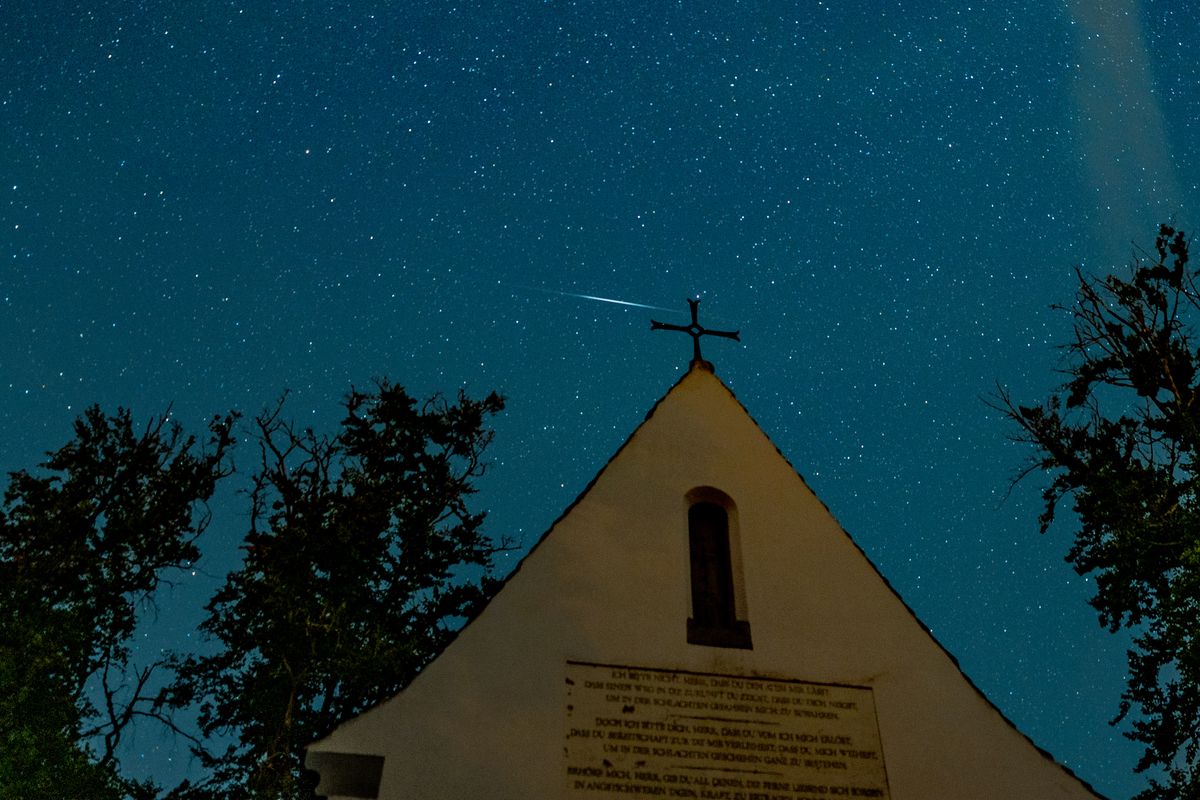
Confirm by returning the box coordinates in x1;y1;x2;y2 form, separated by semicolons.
308;367;1102;800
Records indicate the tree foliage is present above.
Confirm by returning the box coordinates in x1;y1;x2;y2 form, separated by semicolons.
172;381;505;799
999;224;1200;798
0;406;235;798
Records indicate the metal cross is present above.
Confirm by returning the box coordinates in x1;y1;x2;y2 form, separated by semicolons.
651;298;740;365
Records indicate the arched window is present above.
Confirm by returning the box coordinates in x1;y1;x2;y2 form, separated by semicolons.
685;488;752;649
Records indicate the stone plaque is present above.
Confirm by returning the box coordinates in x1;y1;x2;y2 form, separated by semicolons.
565;661;890;800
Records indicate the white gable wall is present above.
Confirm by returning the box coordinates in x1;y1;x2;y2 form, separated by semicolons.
307;366;1101;799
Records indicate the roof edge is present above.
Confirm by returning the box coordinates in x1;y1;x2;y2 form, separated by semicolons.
306;364;703;753
700;371;1111;800
308;363;1113;799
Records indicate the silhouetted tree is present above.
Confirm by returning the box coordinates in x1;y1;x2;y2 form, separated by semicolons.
0;406;236;799
171;381;505;799
998;224;1200;799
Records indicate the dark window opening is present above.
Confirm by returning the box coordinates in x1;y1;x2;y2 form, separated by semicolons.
306;752;384;799
686;500;752;649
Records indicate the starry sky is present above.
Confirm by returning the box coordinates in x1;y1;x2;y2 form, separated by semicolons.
3;1;1197;796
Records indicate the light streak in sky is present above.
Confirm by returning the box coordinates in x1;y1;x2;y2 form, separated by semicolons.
506;283;680;313
1067;0;1185;256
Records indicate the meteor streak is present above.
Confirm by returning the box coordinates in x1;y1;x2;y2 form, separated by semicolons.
506;284;678;313
561;291;676;312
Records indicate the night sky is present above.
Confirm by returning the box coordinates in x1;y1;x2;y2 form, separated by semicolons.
4;2;1197;796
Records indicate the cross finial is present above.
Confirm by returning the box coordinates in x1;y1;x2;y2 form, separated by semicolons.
650;298;740;367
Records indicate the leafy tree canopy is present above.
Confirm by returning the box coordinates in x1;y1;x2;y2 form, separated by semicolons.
999;224;1200;799
0;406;235;798
171;381;505;799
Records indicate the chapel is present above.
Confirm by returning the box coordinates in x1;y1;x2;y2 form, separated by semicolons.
305;348;1105;800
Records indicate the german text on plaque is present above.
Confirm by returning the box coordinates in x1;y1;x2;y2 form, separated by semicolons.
565;661;890;800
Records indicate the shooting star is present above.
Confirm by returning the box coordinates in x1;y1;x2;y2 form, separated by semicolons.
504;283;679;313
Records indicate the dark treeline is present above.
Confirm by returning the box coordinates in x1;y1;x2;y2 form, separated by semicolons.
0;381;504;800
997;225;1200;799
